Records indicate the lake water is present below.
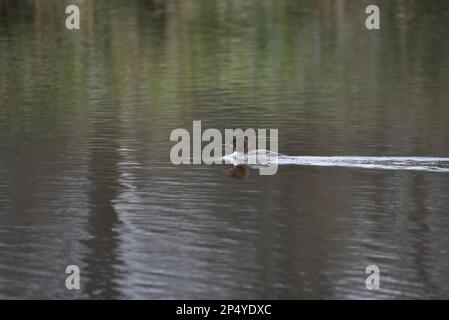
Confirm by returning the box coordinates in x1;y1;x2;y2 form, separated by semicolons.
1;0;449;299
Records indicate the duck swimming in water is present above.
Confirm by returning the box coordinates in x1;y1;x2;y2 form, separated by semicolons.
226;135;277;167
223;135;279;178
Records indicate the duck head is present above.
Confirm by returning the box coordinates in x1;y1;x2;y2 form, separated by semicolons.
232;136;249;154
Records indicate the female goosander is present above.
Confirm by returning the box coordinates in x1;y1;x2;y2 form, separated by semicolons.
225;136;277;167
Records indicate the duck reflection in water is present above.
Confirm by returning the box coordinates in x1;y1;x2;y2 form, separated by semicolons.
226;136;250;179
226;164;250;179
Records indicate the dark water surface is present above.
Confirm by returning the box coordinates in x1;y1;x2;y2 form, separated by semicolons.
1;0;449;299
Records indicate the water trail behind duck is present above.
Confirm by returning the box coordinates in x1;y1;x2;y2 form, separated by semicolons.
275;155;449;172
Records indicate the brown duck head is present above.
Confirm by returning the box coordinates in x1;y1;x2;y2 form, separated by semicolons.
232;136;249;154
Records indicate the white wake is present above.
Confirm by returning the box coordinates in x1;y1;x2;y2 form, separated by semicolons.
222;152;449;172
